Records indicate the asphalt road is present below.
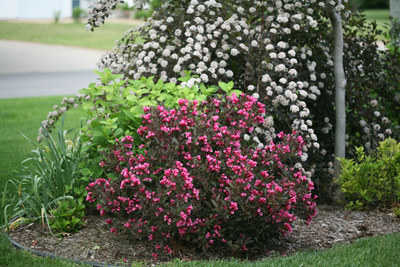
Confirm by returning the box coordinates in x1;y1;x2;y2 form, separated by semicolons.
0;40;106;99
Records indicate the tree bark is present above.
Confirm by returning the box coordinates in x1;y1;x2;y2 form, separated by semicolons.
327;1;346;203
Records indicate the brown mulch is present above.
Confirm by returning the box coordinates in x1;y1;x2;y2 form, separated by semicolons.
8;205;400;266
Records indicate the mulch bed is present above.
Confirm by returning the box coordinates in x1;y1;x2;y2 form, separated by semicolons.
8;205;400;266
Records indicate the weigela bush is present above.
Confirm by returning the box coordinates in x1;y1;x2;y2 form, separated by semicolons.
86;93;317;257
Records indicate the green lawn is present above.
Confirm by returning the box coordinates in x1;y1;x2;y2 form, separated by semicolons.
364;9;390;22
0;21;141;51
363;9;391;39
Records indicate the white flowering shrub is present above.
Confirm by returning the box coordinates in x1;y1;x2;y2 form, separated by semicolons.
41;0;400;202
287;4;400;195
89;0;327;179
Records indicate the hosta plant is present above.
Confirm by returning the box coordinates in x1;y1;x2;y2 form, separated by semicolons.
86;93;317;258
49;198;86;236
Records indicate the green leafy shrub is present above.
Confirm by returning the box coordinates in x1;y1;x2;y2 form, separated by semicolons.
41;69;218;184
395;206;400;217
134;10;151;20
53;10;61;23
49;198;86;236
338;138;400;210
72;7;86;22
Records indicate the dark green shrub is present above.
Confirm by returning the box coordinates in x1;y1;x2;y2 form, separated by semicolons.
134;10;152;20
350;0;389;9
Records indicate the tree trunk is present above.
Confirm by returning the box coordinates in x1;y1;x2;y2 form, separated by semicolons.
327;1;346;203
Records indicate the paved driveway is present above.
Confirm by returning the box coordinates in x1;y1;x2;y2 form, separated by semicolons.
0;40;106;99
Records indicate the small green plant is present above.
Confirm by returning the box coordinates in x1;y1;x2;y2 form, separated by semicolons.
338;138;400;210
72;7;86;22
49;198;86;236
395;207;400;218
53;10;61;23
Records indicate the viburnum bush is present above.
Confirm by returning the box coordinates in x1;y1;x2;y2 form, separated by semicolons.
289;4;400;195
86;93;317;257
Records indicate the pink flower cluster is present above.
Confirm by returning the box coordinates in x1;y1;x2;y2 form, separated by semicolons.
86;94;317;258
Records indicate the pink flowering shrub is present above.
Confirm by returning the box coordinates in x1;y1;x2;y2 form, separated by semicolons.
86;93;317;257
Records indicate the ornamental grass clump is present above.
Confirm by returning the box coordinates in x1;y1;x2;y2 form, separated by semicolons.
2;118;86;230
86;93;317;258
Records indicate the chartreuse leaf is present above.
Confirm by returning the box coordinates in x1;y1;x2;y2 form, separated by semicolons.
79;88;91;95
218;81;228;92
93;70;105;78
82;101;94;111
230;90;243;96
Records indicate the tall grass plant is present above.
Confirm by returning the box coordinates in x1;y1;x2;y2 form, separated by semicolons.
2;116;87;231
